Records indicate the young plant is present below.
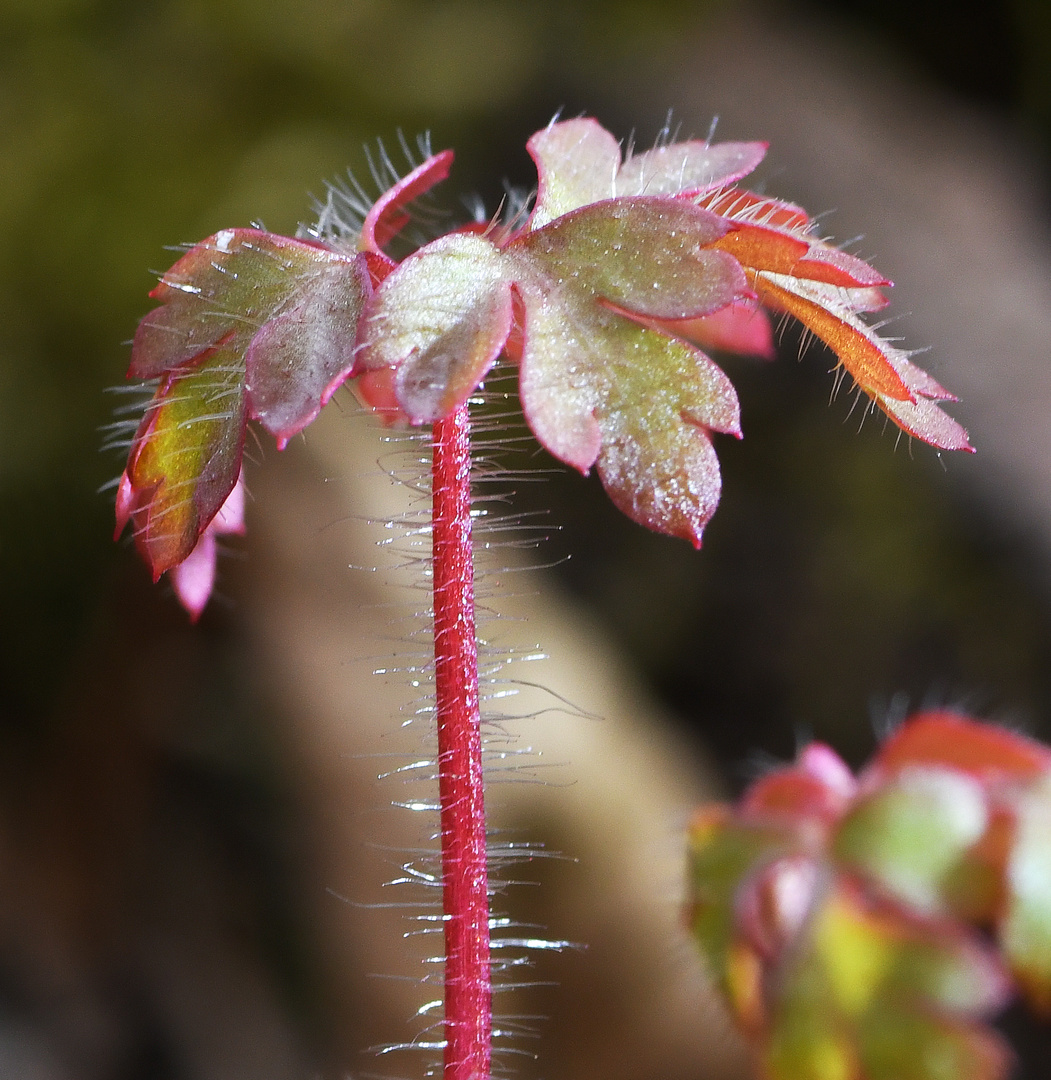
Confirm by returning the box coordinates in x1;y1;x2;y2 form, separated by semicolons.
688;711;1051;1080
113;117;974;1080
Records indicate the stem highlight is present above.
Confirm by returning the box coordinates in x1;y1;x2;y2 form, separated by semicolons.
431;402;491;1080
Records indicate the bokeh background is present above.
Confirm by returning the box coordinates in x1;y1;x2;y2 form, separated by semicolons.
3;0;1051;1077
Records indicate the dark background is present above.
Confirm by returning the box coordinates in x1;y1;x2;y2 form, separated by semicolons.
2;0;1051;1077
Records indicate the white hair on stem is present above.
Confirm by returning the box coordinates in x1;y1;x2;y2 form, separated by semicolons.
334;362;584;1078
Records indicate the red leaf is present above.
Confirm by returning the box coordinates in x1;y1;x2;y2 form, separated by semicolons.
698;188;811;232
742;745;854;828
527;117;767;230
656;300;775;359
875;713;1051;784
170;473;246;621
750;273;911;401
360;150;455;254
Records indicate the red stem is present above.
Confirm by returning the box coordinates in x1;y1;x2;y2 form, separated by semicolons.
432;402;491;1080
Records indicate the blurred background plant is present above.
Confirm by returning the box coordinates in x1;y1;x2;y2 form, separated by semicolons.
3;1;1051;1078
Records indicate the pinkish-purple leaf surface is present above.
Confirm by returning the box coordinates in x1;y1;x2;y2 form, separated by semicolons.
360;117;970;548
119;228;369;578
170;473;246;621
526;117;767;229
356;233;512;425
115;116;976;615
666;300;776;359
358;196;750;544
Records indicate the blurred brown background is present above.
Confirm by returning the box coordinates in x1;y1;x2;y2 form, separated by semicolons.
2;0;1051;1077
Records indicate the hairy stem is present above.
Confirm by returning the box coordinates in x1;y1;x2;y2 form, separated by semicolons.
432;402;491;1080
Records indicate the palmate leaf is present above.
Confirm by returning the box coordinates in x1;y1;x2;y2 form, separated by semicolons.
114;116;975;616
692;190;972;452
357;117;971;554
864;717;1051;1015
525;116;768;229
525;119;970;452
356;196;749;544
117;229;369;576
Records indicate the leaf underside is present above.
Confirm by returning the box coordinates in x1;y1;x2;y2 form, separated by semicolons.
124;228;368;572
